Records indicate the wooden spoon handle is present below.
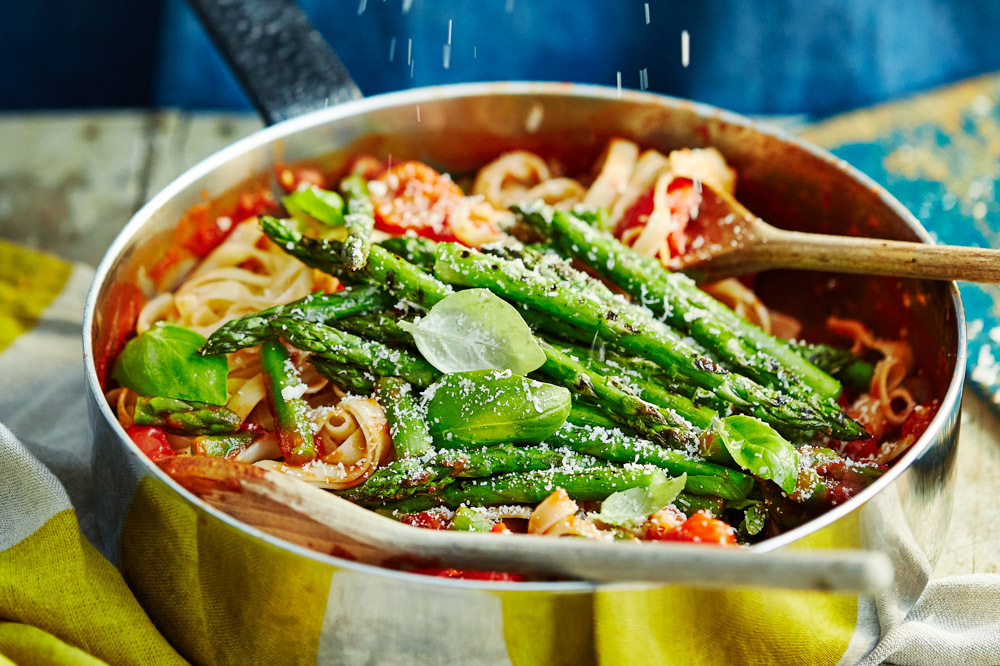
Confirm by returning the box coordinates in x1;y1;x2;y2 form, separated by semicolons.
759;228;1000;282
163;457;892;593
420;531;893;594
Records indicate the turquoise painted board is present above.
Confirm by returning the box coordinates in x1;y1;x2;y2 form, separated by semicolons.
801;73;1000;407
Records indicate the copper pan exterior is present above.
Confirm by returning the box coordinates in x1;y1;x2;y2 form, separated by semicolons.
82;83;964;664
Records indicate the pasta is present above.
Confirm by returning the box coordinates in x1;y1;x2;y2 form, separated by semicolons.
104;140;939;580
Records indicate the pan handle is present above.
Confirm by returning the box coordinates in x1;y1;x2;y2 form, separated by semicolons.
185;0;362;125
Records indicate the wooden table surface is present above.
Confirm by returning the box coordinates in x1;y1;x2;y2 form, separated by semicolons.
0;109;997;578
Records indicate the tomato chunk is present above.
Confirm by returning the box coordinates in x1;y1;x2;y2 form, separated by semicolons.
126;425;175;463
400;510;450;530
371;161;465;241
615;176;701;258
183;190;278;258
94;282;145;391
644;509;737;546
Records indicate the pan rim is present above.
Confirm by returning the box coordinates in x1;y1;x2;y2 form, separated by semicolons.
82;81;967;590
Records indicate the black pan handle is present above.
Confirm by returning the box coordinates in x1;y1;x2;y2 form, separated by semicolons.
185;0;362;125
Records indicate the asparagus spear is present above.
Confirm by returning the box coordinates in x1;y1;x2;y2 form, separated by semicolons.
433;242;865;439
546;423;753;501
537;340;703;449
375;378;433;458
792;341;875;390
516;204;842;400
449;507;493;532
259;341;317;464
378;236;438;270
453;242;736;403
340;175;376;271
567;401;626;429
309;357;378;394
551;339;730;413
336;311;413;346
270;317;440;388
132;395;241;435
543;340;718;427
377;465;679;513
674;493;727;517
261;216;452;308
340;444;602;504
193;431;255;458
199;286;391;355
517;304;597;346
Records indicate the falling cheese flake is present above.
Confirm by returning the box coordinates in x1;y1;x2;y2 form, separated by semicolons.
357;0;367;15
443;44;451;69
416;105;421;122
525;102;544;133
389;37;396;62
616;71;622;98
644;3;650;24
681;30;690;67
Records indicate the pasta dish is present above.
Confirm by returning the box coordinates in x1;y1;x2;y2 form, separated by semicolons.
98;139;938;581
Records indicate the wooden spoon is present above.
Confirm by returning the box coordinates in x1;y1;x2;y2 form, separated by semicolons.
160;456;892;593
672;182;1000;283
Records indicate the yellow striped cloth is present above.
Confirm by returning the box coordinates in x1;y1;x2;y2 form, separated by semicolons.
0;241;184;664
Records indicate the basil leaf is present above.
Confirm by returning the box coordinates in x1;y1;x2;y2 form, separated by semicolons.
716;415;799;494
112;322;229;405
282;185;345;226
740;502;766;536
594;472;686;526
399;288;546;375
425;369;570;446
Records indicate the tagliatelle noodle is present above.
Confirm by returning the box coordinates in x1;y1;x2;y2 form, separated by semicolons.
136;221;316;338
108;388;137;429
826;317;917;436
528;488;603;538
607;148;671;228
583;138;640;208
521;178;586;207
447;195;508;247
233;434;282;464
668;147;737;195
630;172;684;258
255;397;391;489
472;151;553;208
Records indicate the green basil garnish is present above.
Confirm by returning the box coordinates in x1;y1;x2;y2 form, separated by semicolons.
425;369;570;446
112;322;229;405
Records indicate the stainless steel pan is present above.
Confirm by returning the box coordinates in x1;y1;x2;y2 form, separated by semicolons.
82;2;965;662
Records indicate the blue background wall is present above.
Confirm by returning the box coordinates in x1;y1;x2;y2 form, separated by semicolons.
4;0;1000;116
